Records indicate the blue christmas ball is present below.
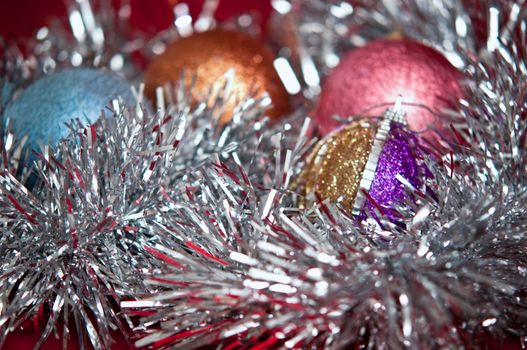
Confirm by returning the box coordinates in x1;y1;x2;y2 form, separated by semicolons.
3;68;134;155
1;82;13;105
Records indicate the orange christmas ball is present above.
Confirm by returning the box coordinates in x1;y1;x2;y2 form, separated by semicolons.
144;29;290;125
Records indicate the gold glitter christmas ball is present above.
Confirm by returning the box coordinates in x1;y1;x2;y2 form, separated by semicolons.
144;29;291;125
300;117;425;219
301;121;375;212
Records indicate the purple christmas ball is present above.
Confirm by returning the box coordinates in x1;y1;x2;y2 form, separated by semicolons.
301;117;431;223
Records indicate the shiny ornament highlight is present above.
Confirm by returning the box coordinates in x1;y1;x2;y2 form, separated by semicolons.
4;68;134;154
315;39;463;146
301;114;427;220
144;29;290;125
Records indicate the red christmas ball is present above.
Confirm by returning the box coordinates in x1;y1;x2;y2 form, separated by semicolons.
315;39;463;146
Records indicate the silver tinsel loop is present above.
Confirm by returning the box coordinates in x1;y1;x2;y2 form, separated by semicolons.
0;71;281;347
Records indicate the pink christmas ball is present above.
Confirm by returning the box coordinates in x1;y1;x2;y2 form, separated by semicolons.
315;39;463;146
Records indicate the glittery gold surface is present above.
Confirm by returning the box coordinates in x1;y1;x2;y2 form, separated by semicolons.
144;29;290;125
302;122;375;211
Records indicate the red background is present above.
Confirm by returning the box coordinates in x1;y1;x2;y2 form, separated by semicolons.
0;0;523;349
0;0;272;40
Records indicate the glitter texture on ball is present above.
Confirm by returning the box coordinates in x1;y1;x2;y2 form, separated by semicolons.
315;39;463;146
301;117;427;220
4;68;134;154
144;29;291;125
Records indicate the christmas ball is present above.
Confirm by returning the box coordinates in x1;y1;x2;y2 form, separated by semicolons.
4;68;134;154
144;29;290;125
316;39;463;146
302;115;427;220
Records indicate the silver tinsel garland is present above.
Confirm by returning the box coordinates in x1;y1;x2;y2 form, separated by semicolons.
0;80;281;348
0;2;289;348
123;1;527;349
1;0;527;349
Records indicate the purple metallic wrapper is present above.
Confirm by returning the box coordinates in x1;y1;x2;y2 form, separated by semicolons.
364;123;422;221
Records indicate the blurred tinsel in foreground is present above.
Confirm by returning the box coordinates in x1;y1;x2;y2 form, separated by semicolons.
1;0;527;349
